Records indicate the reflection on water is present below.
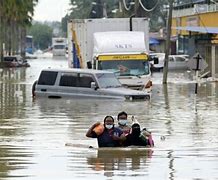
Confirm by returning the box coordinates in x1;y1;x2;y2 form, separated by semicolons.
86;148;153;176
0;68;28;119
0;145;35;178
0;58;218;179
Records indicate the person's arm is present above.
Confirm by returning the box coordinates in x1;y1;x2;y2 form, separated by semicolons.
112;133;126;141
123;134;131;147
86;122;100;138
142;128;151;137
112;129;126;141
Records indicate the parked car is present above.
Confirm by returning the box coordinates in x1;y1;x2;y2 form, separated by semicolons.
168;55;189;70
150;53;189;71
3;55;30;67
32;68;150;100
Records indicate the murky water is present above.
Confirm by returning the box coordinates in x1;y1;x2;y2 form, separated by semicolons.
0;57;218;180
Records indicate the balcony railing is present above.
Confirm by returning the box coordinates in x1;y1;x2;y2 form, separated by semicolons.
173;3;218;18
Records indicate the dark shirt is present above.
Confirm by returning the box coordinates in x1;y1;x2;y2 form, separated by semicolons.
124;134;148;147
91;127;123;147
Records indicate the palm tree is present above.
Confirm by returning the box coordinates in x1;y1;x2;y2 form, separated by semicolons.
0;1;6;62
0;0;38;61
18;0;38;57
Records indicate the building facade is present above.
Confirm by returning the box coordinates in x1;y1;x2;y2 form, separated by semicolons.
172;0;218;78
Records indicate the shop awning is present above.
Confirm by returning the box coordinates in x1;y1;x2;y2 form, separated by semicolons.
173;26;218;34
149;38;160;45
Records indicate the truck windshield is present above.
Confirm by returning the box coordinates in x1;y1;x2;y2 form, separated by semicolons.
96;73;122;88
54;45;65;49
98;60;150;76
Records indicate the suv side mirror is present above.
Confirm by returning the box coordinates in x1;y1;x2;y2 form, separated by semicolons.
153;57;159;64
91;82;98;90
149;55;159;64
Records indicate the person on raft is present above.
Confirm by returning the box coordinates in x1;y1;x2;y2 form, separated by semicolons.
86;116;126;147
123;122;154;147
116;111;131;136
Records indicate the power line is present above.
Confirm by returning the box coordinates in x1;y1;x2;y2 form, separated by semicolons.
139;0;159;12
122;0;159;12
122;0;134;11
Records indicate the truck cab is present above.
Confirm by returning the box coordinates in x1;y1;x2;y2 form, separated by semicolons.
91;31;152;92
52;38;67;57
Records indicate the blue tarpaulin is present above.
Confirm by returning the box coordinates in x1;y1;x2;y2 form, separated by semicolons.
72;41;80;68
149;38;160;45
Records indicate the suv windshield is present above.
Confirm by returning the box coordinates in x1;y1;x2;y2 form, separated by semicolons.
98;60;150;76
96;73;122;88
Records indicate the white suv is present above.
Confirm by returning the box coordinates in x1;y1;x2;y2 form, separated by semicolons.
32;68;150;100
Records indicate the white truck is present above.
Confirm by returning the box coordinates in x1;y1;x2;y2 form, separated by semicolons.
67;18;153;92
52;37;67;56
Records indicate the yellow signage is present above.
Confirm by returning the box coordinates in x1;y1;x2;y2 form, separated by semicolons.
98;54;148;61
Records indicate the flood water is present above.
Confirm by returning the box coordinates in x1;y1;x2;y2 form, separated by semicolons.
0;56;218;180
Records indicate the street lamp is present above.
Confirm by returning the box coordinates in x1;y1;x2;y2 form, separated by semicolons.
122;0;159;12
90;1;107;18
71;1;78;10
91;2;97;5
111;9;119;14
123;0;135;11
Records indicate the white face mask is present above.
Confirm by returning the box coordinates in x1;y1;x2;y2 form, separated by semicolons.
119;119;127;125
105;124;113;130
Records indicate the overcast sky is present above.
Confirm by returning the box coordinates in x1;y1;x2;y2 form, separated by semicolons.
33;0;71;22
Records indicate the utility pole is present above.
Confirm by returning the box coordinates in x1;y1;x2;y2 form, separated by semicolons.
118;0;123;13
0;1;3;62
163;0;173;84
103;2;107;18
134;0;140;17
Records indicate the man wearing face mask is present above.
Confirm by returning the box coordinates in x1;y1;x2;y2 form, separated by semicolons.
117;111;131;136
86;116;126;147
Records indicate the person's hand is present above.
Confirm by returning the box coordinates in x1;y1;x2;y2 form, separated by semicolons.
119;134;126;141
112;134;120;141
112;132;125;141
142;130;151;137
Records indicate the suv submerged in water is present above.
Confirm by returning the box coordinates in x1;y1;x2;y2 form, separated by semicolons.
3;55;30;67
32;68;150;100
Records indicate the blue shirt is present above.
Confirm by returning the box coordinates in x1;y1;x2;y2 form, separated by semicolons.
91;127;123;147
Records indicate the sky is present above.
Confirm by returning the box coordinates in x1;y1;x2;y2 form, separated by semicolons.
33;0;71;22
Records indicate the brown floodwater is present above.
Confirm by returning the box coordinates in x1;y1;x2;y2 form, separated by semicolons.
0;56;218;180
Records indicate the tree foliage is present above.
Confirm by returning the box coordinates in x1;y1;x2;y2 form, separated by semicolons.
27;22;53;50
61;0;205;37
68;0;119;18
69;0;93;19
61;0;167;33
0;0;38;60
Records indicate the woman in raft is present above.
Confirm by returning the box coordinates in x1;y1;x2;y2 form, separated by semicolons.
86;116;126;147
123;123;154;147
86;115;154;148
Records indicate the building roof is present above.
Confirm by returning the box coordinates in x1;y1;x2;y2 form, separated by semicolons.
173;26;218;34
174;0;208;8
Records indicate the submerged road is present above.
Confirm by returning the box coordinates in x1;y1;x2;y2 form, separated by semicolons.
0;56;218;179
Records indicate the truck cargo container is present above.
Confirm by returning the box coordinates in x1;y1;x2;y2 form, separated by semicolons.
68;18;152;93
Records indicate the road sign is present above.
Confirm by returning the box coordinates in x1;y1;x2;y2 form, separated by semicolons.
187;53;208;71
